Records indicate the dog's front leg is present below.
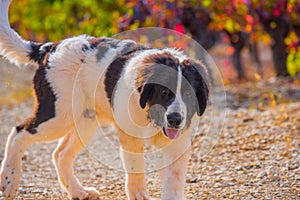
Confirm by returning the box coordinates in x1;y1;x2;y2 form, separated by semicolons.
118;129;149;200
153;131;191;200
160;147;190;200
125;172;148;200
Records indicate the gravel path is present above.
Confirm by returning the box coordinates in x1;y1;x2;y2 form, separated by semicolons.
0;59;299;199
0;98;299;199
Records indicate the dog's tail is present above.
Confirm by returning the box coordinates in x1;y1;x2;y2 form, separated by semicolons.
0;0;35;66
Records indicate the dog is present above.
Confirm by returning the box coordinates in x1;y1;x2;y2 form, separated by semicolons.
0;0;209;199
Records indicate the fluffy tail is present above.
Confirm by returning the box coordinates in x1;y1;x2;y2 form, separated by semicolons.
0;0;34;66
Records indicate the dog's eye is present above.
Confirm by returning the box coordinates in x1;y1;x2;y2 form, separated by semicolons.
160;88;170;96
184;90;193;97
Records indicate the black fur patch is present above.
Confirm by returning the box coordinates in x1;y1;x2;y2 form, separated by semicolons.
137;52;179;109
181;58;209;117
86;37;120;61
17;65;57;134
104;46;150;107
83;37;108;53
29;42;59;66
17;43;58;134
136;52;180;127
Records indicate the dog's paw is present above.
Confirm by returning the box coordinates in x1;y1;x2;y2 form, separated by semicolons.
0;165;20;198
127;189;150;200
0;176;18;198
126;178;149;200
71;187;100;200
0;178;17;199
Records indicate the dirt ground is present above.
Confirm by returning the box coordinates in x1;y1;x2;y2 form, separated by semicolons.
0;78;299;199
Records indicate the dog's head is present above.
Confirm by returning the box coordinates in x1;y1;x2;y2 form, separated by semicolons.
136;51;209;140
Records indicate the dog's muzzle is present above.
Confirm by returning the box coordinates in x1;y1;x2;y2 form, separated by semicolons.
167;112;183;128
163;112;184;140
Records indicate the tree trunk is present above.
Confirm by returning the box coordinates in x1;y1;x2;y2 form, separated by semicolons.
259;16;290;76
226;31;248;79
249;42;263;76
181;6;219;50
271;39;289;76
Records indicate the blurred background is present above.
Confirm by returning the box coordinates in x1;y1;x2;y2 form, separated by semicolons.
0;0;299;108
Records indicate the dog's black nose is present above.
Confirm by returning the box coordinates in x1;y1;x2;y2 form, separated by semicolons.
167;113;182;127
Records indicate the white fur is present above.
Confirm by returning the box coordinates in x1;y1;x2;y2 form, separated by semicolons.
0;0;35;66
52;115;100;199
0;1;197;199
166;48;186;62
160;148;190;200
165;64;187;130
113;69;160;139
0;128;24;197
124;48;186;87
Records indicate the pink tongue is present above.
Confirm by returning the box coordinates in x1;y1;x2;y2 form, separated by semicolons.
165;128;180;140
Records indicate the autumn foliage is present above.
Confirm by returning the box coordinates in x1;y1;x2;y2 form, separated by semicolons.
7;0;300;77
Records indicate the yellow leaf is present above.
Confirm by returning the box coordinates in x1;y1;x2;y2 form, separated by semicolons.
270;21;277;29
140;35;148;44
279;105;286;113
262;34;271;45
254;73;261;80
269;93;276;108
236;113;242;118
285;136;292;144
223;79;230;85
245;24;252;33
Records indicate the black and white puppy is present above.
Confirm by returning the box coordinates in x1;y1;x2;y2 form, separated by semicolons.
0;0;209;199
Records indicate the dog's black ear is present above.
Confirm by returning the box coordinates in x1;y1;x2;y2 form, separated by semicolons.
139;84;152;109
196;80;209;116
186;58;210;116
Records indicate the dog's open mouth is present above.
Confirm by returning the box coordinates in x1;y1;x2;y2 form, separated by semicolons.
162;127;181;140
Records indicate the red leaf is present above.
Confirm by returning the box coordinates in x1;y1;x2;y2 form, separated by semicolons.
273;9;280;17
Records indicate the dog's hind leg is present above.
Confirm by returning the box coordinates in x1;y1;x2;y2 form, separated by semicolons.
0;127;29;198
53;116;99;200
0;117;73;198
